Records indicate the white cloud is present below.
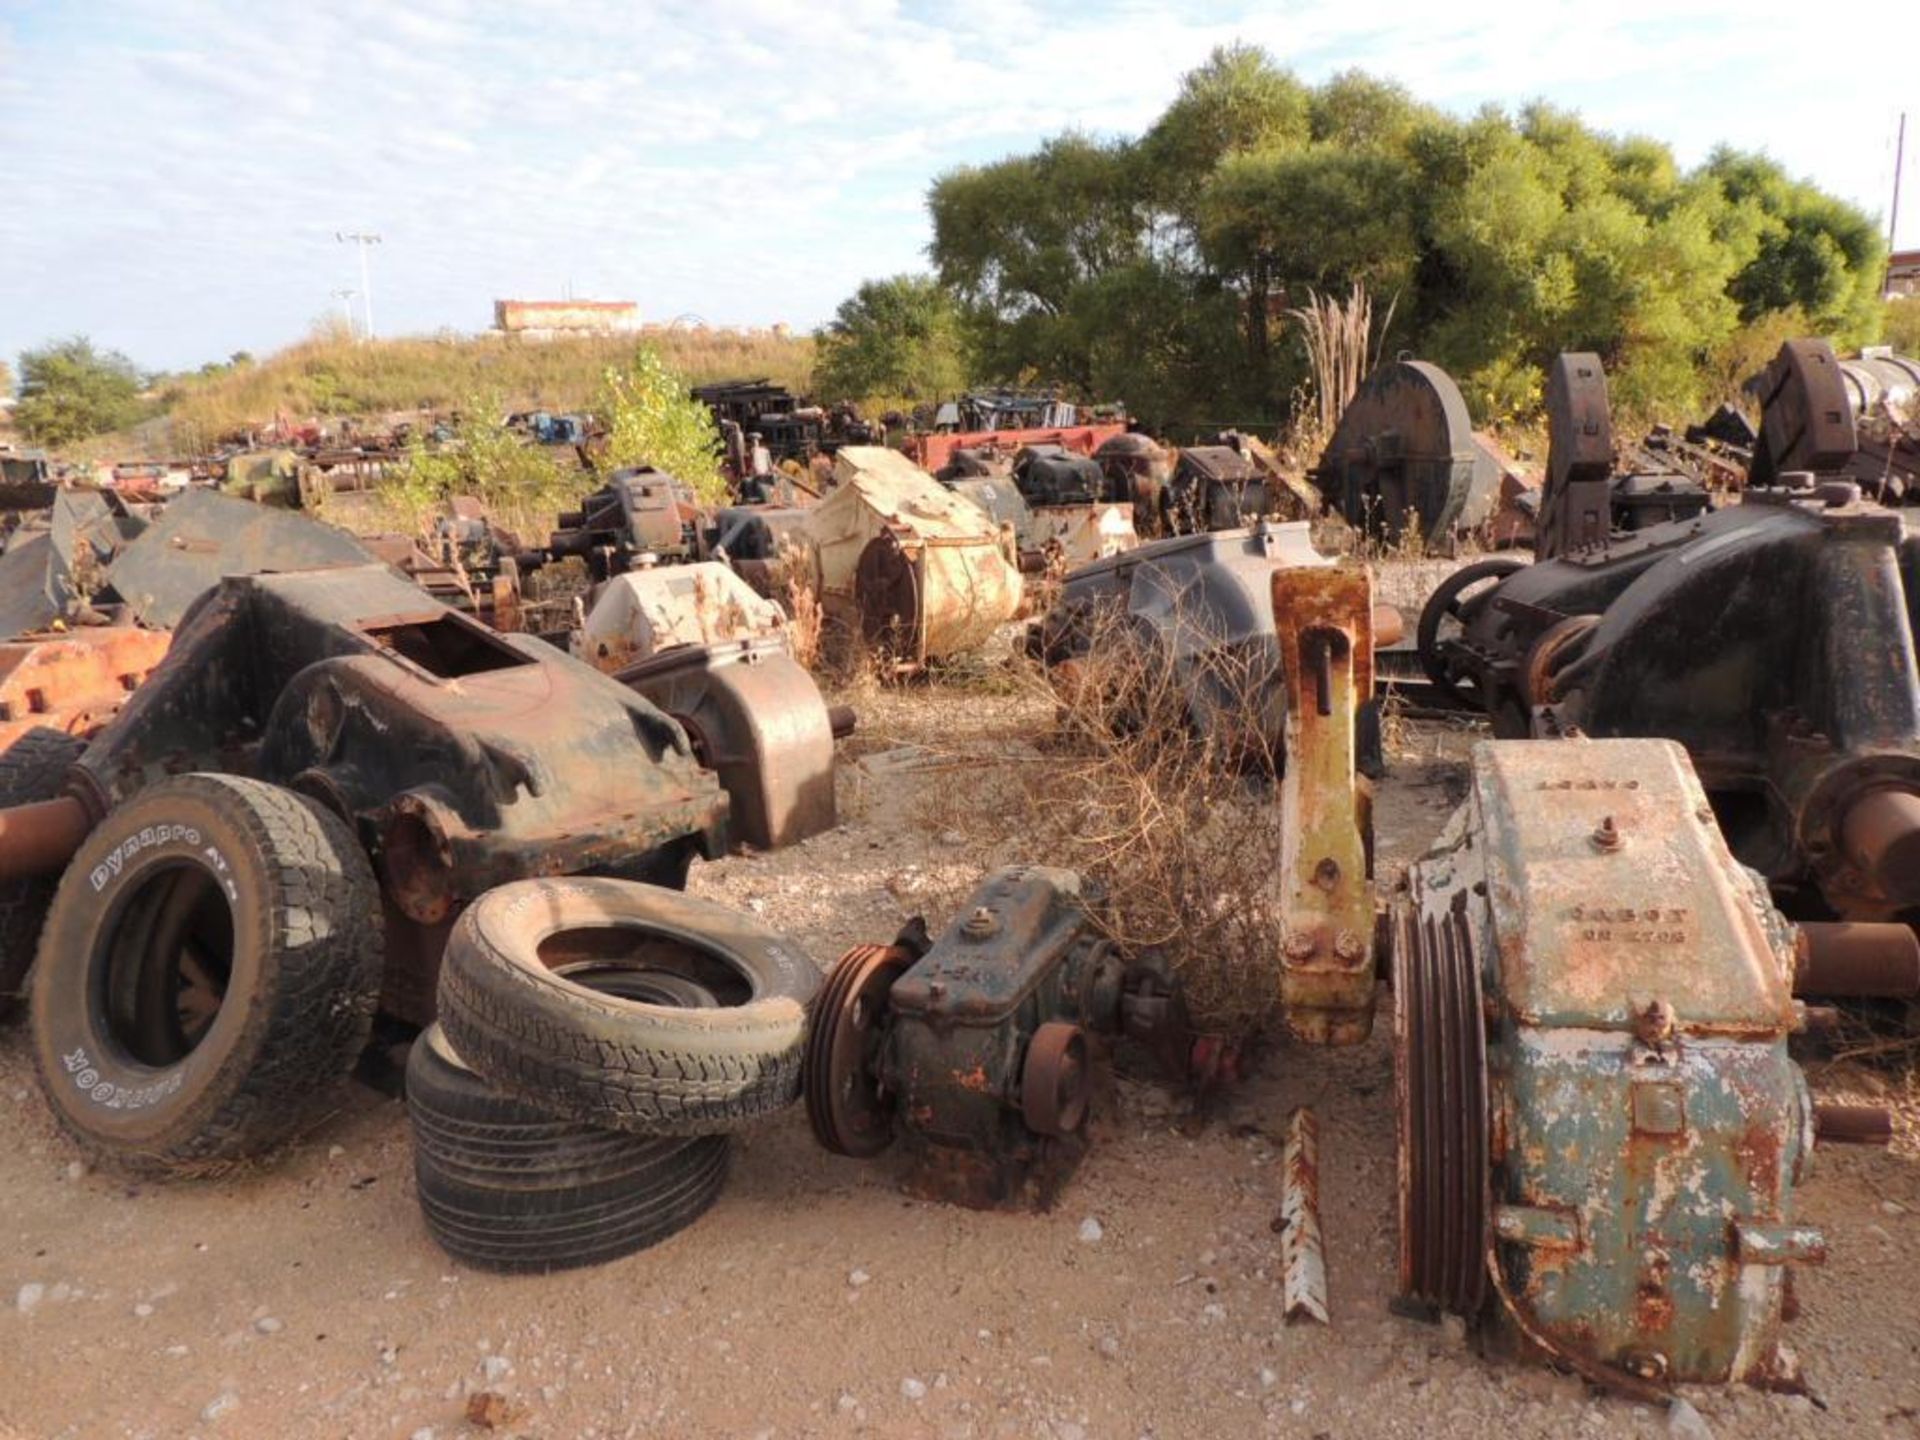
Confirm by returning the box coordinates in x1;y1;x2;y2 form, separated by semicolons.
0;0;1913;372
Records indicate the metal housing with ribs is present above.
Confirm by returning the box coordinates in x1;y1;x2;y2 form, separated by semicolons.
807;867;1191;1211
1396;738;1824;1389
36;565;728;1025
1424;492;1920;922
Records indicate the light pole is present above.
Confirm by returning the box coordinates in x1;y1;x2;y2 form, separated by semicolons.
335;231;382;339
331;287;357;335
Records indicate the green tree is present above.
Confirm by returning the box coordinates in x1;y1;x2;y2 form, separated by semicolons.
921;50;1889;430
598;346;724;502
386;393;572;530
13;337;145;446
1705;149;1884;340
814;274;967;403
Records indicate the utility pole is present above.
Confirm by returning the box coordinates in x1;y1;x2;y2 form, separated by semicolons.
331;288;357;335
1887;113;1907;299
335;232;383;339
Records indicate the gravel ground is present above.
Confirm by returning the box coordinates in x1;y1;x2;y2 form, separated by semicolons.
0;681;1915;1440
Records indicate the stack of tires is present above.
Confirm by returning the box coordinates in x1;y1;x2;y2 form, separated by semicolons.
414;878;820;1273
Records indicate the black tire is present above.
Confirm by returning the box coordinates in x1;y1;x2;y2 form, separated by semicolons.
0;728;86;1013
30;773;384;1176
1414;556;1529;708
408;1016;730;1273
436;877;818;1136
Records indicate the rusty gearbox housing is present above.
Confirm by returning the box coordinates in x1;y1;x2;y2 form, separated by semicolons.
807;866;1189;1211
1396;738;1823;1389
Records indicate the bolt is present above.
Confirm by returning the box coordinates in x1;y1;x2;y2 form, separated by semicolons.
1591;815;1622;851
962;906;998;940
1283;931;1317;960
1333;931;1364;962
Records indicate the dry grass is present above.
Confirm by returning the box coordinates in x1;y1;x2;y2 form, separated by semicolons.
898;610;1297;1045
1289;283;1395;441
130;326;816;457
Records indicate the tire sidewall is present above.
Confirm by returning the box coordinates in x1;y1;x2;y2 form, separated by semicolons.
31;787;272;1148
454;877;817;1042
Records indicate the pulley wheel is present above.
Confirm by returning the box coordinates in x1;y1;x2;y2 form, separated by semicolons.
805;944;913;1157
1520;613;1600;709
1021;1021;1091;1137
1393;899;1490;1315
1414;556;1529;709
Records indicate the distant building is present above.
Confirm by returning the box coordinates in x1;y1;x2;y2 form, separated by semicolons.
493;299;640;340
1888;249;1920;299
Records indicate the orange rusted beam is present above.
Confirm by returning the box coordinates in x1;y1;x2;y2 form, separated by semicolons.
1272;564;1377;1045
0;628;172;751
0;794;92;879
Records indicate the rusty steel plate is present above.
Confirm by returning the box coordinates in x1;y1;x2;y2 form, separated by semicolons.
806;944;913;1157
1538;353;1615;559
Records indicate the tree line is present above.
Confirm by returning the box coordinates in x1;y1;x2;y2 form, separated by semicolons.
815;45;1891;431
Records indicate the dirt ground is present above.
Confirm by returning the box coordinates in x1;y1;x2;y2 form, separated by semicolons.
1;681;1916;1440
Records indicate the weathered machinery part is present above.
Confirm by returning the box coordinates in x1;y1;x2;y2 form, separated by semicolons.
1811;1103;1893;1145
1537;353;1615;561
21;565;727;1029
1413;556;1530;709
1795;921;1920;997
1020;1021;1091;1137
1273;564;1378;1044
1092;432;1171;526
806;944;917;1158
947;476;1036;550
1392;886;1488;1316
1519;613;1600;709
579;563;788;673
0;792;95;880
0;730;87;1007
816;867;1186;1212
811;449;1023;667
544;468;700;578
1432;496;1920;920
1280;1107;1330;1325
101;489;376;629
1029;523;1350;766
1013;445;1106;508
853;527;924;665
1839;351;1920;417
615;637;837;852
1313;360;1498;546
1839;787;1920;909
1397;738;1826;1390
0;627;172;752
1164;444;1267;535
1750;339;1858;488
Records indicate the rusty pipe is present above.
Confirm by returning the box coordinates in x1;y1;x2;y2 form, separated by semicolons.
1796;922;1920;998
828;705;858;740
1842;788;1920;908
1371;604;1405;648
1813;1103;1893;1146
0;794;93;880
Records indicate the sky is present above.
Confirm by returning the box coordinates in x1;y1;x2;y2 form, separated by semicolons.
0;0;1914;375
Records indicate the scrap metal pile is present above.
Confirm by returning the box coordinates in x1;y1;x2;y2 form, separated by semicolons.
0;336;1913;1411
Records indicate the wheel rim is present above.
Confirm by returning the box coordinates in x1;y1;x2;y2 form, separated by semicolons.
1415;558;1528;708
535;926;754;1007
96;862;234;1067
805;944;912;1157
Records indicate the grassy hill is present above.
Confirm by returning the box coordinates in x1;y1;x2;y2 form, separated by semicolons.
126;324;817;457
